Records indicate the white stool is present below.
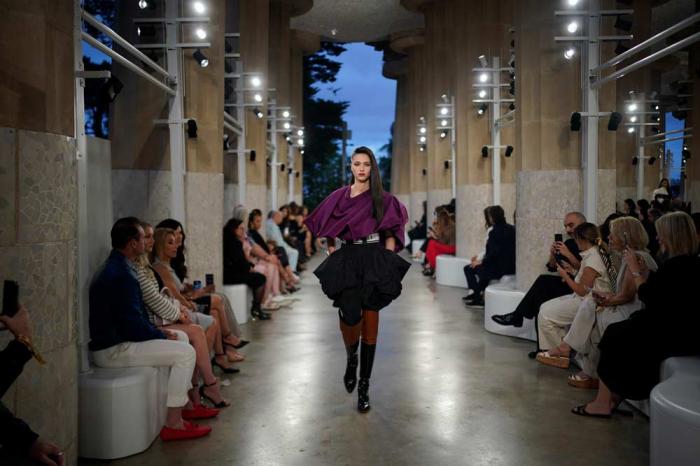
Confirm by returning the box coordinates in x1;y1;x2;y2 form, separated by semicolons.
651;356;700;466
435;255;469;288
222;284;252;324
79;366;168;459
411;239;425;263
484;280;536;341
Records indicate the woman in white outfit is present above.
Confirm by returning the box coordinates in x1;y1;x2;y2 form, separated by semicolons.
536;223;616;368
548;217;657;387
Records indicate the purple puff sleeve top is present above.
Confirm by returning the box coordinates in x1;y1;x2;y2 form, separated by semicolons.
304;186;409;252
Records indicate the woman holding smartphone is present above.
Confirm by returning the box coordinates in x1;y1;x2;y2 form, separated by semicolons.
305;146;410;413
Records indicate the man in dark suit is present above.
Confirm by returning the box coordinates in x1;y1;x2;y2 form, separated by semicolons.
464;206;516;306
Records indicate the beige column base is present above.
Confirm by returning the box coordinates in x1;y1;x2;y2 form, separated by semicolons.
687;180;700;211
246;184;268;214
112;169;172;224
516;169;582;291
597;169;617;223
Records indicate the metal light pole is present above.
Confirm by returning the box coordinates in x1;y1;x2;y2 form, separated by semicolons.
581;0;600;224
166;0;186;221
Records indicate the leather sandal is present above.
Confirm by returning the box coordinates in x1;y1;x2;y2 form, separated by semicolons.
535;351;570;369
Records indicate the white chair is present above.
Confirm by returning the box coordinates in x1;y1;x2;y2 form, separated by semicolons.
484;278;536;341
435;255;469;288
79;366;168;459
222;284;252;324
650;356;700;466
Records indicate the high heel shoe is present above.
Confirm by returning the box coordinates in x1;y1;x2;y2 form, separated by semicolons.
251;307;271;321
211;355;240;374
199;380;231;408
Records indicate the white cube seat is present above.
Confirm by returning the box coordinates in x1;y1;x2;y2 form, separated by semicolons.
79;366;168;459
222;284;252;324
435;255;469;288
411;239;425;262
484;279;536;342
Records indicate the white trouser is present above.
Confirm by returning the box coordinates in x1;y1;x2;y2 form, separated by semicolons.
285;245;299;271
92;330;195;408
538;293;585;350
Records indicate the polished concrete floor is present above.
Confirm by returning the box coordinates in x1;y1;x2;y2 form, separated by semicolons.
80;253;649;466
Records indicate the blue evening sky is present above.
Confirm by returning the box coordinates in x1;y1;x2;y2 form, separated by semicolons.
316;43;397;158
664;112;684;184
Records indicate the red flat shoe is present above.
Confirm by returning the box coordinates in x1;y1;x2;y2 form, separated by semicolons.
160;423;212;441
182;404;220;420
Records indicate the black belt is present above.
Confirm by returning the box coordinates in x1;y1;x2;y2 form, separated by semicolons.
341;233;380;245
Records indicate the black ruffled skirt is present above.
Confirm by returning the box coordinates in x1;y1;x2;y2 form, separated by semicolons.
314;243;411;326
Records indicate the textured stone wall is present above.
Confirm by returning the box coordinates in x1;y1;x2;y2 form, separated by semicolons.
0;127;78;465
111;169;172;225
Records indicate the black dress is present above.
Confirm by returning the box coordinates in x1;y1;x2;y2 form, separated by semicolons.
223;232;266;289
597;254;700;400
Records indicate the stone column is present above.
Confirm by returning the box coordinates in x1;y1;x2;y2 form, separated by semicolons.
385;55;412;212
240;0;271;210
514;0;582;290
0;1;79;464
687;44;700;209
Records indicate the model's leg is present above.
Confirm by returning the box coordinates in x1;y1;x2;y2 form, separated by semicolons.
339;316;362;393
358;310;379;413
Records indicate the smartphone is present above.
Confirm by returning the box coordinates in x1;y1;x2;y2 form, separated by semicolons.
554;233;563;243
622;231;629;248
2;280;19;317
205;274;214;286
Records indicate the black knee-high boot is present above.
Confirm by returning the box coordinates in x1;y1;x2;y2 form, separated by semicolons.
358;342;376;413
344;342;359;393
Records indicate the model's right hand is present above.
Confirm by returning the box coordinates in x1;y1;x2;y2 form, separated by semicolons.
327;246;336;256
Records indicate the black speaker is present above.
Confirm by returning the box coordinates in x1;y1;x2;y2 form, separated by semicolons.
570;112;582;131
608;112;622;131
249;150;256;162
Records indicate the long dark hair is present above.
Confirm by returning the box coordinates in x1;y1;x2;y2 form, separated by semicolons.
224;218;243;238
350;146;384;223
248;209;262;230
488;205;506;225
156;218;187;281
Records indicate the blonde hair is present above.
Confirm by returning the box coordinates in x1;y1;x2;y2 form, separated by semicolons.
150;227;176;264
609;217;649;251
655;212;698;258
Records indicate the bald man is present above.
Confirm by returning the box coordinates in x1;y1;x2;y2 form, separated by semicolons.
491;212;586;335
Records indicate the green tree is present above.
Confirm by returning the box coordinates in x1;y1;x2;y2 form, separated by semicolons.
378;133;393;193
302;42;348;209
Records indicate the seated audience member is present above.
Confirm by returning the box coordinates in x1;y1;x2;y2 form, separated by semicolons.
89;217;210;441
423;209;456;276
464;205;515;306
536;222;616;368
156;218;246;345
266;210;301;272
644;208;662;258
548;217;657;388
287;203;312;263
0;306;65;464
462;207;493;302
150;228;243;372
622;199;637;219
492;212;586;331
599;212;624;244
224;219;271;320
575;211;700;417
636;199;650;222
692;212;700;242
248;209;300;292
137;223;231;408
407;201;428;252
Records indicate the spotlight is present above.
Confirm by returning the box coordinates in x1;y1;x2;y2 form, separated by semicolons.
251;76;262;88
282;110;290;118
138;0;149;9
195;28;207;40
632;157;638;165
440;130;448;139
253;93;263;102
300;150;305;155
283;122;291;130
570;112;581;131
477;104;488;115
288;168;293;175
419;145;426;152
509;103;516;111
481;146;489;158
419;136;427;143
137;24;156;37
441;119;448;127
223;134;230;151
187;119;198;138
614;42;629;55
101;76;124;103
509;80;515;96
614;15;633;32
567;21;578;34
505;145;514;157
193;1;205;14
297;129;304;137
478;54;488;67
627;127;635;133
564;47;576;60
280;164;285;172
444;160;450;170
193;49;209;67
567;0;580;5
440;107;449;115
252;107;264;119
225;61;233;73
629;116;637;123
297;138;304;146
683;148;691;159
627;103;638;112
479;73;489;83
648;156;656;165
653;104;660;111
422;168;427;176
608;112;622;131
296;171;300;178
420;127;427;134
478;90;487;99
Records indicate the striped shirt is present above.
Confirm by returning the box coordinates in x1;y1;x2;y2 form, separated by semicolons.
135;265;181;326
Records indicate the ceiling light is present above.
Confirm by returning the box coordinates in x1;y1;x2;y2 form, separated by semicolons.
420;127;427;134
297;129;304;137
193;1;205;14
195;28;207;40
564;47;576;60
627;127;635;133
478;90;487;98
441;119;448;127
567;22;578;34
628;103;637;112
252;107;263;119
253;93;263;102
283;122;291;129
440;107;449;115
193;49;209;67
479;73;489;83
419;146;425;152
440;131;448;139
138;0;149;9
251;76;262;88
477;104;487;115
478;55;488;67
420;136;427;143
297;138;304;146
629;116;637;123
567;0;580;5
282;110;290;118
